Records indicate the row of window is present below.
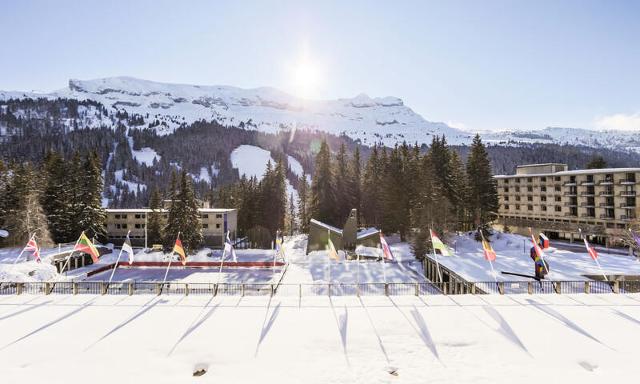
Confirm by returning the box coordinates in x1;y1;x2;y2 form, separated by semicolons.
500;173;636;185
504;195;562;202
113;223;222;230
503;204;563;212
111;213;224;220
499;214;628;229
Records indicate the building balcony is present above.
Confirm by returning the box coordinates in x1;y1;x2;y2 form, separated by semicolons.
598;203;614;208
619;179;637;185
579;203;595;207
599;191;614;196
563;192;577;196
563;182;577;187
620;191;636;197
563;202;577;207
580;181;595;186
564;212;577;217
621;215;637;221
580;213;596;218
620;203;636;209
599;214;615;220
597;179;614;185
580;192;595;197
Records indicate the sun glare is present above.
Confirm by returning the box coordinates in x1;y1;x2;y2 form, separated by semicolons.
290;56;324;99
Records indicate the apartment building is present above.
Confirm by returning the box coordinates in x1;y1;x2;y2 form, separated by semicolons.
105;207;237;247
494;163;639;245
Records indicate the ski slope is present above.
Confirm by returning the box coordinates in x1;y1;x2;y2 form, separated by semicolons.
0;293;639;383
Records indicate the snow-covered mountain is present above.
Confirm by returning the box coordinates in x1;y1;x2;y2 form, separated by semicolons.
0;76;472;146
483;126;640;153
2;76;640;152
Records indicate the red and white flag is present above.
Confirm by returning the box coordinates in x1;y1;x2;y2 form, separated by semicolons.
583;237;598;260
24;238;41;263
380;233;394;261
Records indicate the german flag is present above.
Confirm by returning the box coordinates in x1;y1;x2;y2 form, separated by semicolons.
75;232;100;263
173;237;187;265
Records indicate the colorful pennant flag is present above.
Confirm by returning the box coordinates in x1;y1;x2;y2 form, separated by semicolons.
224;232;237;262
480;232;496;261
327;235;340;261
24;237;41;263
379;232;394;260
530;233;545;263
630;229;640;249
75;232;100;263
583;236;599;260
173;237;187;265
430;229;452;256
122;233;134;264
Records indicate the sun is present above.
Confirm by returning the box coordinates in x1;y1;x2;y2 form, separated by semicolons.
290;57;323;99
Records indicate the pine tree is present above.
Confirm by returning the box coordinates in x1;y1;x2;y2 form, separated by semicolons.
297;172;310;233
310;140;336;225
449;150;469;230
287;192;296;235
77;151;106;240
334;143;352;224
362;145;382;227
42;152;69;243
146;187;163;245
350;146;362;213
165;170;202;252
466;134;498;227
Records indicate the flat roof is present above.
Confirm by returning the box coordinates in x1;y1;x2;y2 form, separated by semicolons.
495;167;640;178
106;208;236;213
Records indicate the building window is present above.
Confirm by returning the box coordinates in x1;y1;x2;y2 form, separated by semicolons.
202;223;209;229
554;176;561;181
135;214;141;219
135;223;145;229
116;224;121;229
115;214;121;219
555;206;561;212
515;196;521;201
122;214;128;219
504;187;509;192
202;214;209;219
216;214;223;219
515;187;520;192
122;224;128;229
504;179;509;184
527;186;533;192
527;205;533;211
541;186;546;192
541;177;547;182
504;196;509;201
515;205;520;210
541;205;547;211
504;204;509;210
216;223;221;229
527;196;532;201
555;186;561;192
527;177;532;182
541;196;546;202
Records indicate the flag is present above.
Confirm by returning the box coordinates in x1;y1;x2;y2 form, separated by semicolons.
122;233;134;265
75;232;100;263
24;237;41;263
630;229;640;249
480;232;496;261
583;237;598;260
173;237;187;265
379;232;394;260
530;233;545;262
275;236;284;259
430;230;452;256
327;235;340;261
224;232;237;262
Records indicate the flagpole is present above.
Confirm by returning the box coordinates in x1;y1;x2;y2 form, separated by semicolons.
161;232;179;288
217;231;228;285
327;229;331;284
429;228;443;283
13;233;35;264
60;234;82;277
107;230;129;287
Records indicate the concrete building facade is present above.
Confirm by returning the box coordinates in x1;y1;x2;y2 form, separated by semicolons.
494;163;639;245
105;208;237;247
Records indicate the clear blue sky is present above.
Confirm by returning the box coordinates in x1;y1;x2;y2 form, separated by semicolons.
1;0;639;132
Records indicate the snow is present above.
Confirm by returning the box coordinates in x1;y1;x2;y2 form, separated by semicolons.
287;155;305;178
0;293;639;383
190;165;218;183
114;170;147;193
231;145;272;180
131;146;160;166
436;232;640;282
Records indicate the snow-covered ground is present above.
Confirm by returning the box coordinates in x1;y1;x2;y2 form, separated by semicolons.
437;232;640;282
0;293;639;383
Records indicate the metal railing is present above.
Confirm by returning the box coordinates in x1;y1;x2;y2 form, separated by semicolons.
0;280;637;296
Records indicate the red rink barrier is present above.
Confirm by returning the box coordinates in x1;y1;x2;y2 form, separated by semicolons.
87;260;285;277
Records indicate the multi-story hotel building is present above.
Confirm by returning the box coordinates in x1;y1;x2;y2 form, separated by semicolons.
105;207;237;247
494;163;638;245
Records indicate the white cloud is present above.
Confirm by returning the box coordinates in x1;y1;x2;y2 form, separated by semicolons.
595;112;640;131
446;120;469;131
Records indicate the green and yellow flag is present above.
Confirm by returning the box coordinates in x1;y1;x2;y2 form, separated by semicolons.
430;229;452;256
74;232;100;263
327;236;340;261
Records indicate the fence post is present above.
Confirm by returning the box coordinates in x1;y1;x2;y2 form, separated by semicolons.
528;281;533;294
328;284;331;297
357;283;361;297
185;284;189;296
128;282;134;296
45;282;51;295
584;281;590;294
299;284;302;299
241;284;245;297
554;282;561;294
101;282;106;295
470;283;476;295
442;283;448;295
156;283;162;296
613;281;620;294
415;283;419;296
498;282;504;295
72;282;78;295
17;283;23;295
271;284;274;297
